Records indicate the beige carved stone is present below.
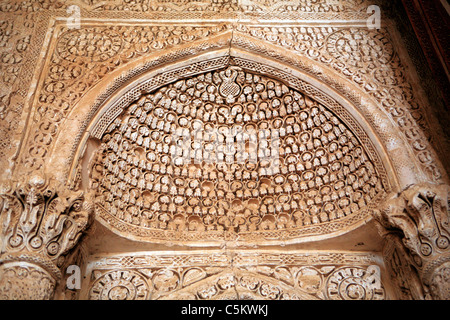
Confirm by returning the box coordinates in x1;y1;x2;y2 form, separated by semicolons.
88;66;387;246
375;183;450;299
0;0;448;300
83;250;386;300
0;177;93;299
382;233;426;300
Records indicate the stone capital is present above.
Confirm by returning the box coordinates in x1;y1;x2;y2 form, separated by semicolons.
0;176;93;299
375;183;449;299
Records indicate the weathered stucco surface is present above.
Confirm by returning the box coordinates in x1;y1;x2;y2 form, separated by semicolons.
0;0;448;300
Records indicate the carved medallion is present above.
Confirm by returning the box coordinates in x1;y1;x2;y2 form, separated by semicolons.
89;270;150;300
326;266;385;300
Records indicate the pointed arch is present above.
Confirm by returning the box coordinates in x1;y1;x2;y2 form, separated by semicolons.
49;31;421;191
44;30;436;246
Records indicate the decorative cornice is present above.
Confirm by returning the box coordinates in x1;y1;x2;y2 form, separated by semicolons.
84;250;386;300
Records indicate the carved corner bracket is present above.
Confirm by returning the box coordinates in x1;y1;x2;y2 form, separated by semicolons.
374;182;449;299
0;176;94;299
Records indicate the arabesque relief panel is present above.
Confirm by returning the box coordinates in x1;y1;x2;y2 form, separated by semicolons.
82;250;388;300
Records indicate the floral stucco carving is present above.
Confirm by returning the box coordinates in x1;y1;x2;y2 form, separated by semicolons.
375;183;449;299
0;177;93;299
0;0;448;301
85;251;386;300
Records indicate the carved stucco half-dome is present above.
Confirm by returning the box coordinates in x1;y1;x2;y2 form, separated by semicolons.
88;66;388;246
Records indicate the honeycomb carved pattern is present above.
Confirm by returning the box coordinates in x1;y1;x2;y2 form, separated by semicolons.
90;67;386;244
10;25;442;198
13;22;445;192
0;0;443;188
235;25;444;182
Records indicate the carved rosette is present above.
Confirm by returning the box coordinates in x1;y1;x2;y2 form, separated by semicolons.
375;183;450;299
325;266;385;300
0;177;93;299
89;270;150;300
